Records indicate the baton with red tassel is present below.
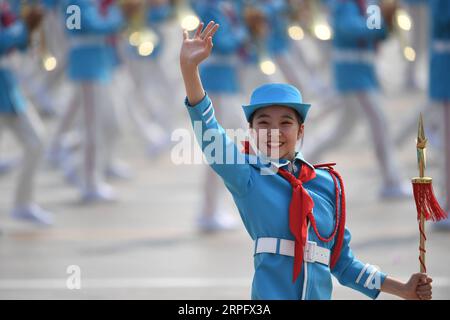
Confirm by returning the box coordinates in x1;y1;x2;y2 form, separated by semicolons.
411;114;448;273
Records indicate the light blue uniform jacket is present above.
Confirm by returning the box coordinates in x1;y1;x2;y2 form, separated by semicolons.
185;93;387;299
0;17;28;113
331;0;387;93
63;0;123;83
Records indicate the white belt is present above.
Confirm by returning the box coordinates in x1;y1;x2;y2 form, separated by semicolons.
332;49;375;64
433;40;450;53
254;237;330;266
69;35;108;48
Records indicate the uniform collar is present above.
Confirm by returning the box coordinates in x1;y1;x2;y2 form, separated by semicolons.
247;151;315;175
270;152;314;174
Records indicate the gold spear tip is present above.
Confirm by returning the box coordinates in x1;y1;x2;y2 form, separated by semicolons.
417;113;427;149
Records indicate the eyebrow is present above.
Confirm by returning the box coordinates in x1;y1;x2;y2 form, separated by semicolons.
281;115;295;120
255;114;296;121
255;114;271;120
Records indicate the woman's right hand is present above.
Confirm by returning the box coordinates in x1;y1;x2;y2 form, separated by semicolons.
180;21;219;72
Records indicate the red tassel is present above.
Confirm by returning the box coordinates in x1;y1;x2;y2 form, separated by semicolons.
412;181;448;222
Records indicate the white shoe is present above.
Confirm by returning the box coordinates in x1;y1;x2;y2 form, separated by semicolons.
105;162;133;180
11;204;53;226
196;212;240;233
379;182;412;200
81;184;117;203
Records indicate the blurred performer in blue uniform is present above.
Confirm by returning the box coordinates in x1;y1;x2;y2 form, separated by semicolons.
262;0;307;92
0;0;53;225
190;0;249;231
14;0;66;118
303;0;410;199
63;0;124;202
123;0;175;158
429;0;450;230
237;0;281;96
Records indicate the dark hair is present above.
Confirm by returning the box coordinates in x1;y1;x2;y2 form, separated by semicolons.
248;108;303;127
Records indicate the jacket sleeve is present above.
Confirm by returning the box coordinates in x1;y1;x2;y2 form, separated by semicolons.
184;94;253;197
331;228;387;299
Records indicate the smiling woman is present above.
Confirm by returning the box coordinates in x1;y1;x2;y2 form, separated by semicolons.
179;20;433;301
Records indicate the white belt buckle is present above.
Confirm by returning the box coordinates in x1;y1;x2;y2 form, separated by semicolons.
304;241;317;263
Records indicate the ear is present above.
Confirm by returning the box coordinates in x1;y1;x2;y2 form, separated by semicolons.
297;123;305;140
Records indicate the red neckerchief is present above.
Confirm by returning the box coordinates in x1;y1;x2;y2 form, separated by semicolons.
0;2;17;28
241;141;346;282
278;165;316;282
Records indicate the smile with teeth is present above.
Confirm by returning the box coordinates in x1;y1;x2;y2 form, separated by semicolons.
267;141;284;148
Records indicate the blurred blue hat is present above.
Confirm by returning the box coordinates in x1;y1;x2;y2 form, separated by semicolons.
242;83;311;123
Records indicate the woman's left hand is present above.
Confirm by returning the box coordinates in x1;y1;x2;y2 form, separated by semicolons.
403;273;433;300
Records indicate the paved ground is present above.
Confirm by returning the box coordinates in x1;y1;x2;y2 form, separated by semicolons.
0;33;449;300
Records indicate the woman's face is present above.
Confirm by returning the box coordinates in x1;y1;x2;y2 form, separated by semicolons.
251;105;304;160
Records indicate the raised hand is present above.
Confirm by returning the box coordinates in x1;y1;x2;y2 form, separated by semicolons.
180;21;220;70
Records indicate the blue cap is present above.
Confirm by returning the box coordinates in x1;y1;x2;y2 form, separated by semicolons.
242;83;311;123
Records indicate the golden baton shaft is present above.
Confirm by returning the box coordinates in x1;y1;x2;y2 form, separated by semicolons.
416;113;427;273
420;213;426;273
